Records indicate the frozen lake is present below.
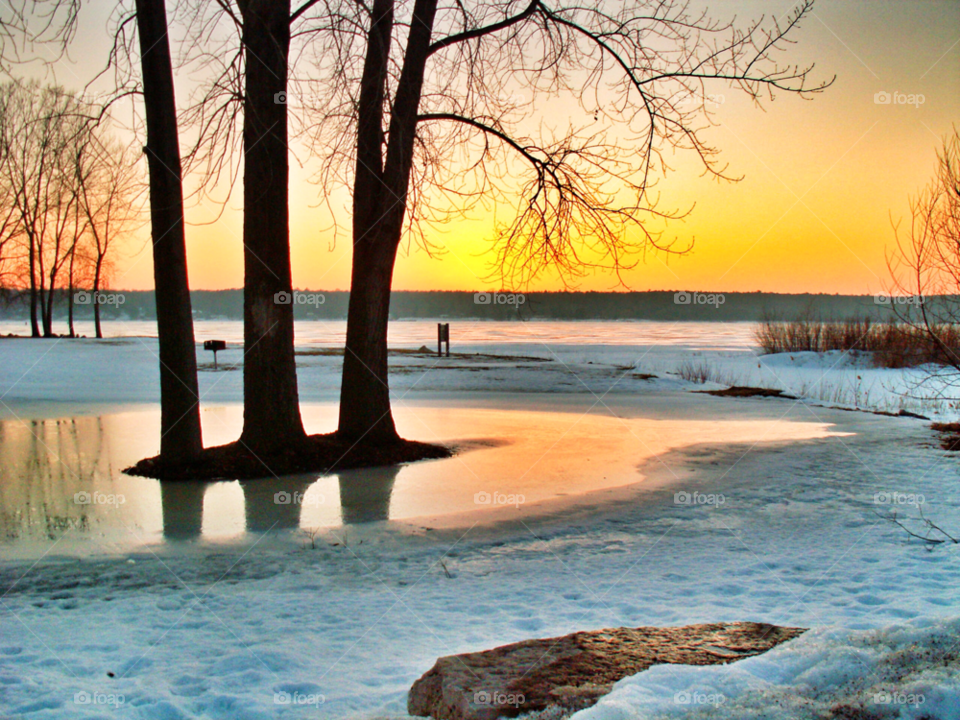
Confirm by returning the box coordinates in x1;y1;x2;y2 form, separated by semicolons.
0;318;759;350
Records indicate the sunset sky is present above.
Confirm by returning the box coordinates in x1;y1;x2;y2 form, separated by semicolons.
29;0;960;295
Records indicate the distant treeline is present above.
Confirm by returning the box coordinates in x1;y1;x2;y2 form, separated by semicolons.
0;289;936;325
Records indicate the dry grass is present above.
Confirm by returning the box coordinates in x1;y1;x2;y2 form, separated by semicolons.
931;422;960;451
676;359;713;384
755;318;960;368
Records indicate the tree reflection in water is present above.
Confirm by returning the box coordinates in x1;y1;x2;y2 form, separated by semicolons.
338;465;400;524
157;464;403;541
0;416;113;542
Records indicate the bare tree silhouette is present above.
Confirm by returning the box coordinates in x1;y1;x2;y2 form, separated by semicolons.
7;0;205;462
889;128;960;392
73;134;143;338
133;0;204;463
300;0;831;442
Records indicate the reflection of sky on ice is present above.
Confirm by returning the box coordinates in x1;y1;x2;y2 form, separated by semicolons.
0;403;844;558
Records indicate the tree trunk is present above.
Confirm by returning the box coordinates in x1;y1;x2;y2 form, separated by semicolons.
135;0;203;463
93;261;103;339
338;0;438;444
339;233;401;443
28;235;39;337
67;277;75;338
236;0;306;454
41;280;53;337
67;243;77;338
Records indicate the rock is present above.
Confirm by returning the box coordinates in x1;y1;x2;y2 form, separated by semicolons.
408;622;804;720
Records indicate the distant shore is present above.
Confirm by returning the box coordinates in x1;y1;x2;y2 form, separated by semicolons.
0;289;933;324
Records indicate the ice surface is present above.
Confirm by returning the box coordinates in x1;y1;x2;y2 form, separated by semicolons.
0;402;845;558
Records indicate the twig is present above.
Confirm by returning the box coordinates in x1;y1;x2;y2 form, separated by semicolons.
875;509;957;546
439;558;454;578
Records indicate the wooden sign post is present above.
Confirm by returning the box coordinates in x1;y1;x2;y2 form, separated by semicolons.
437;323;450;357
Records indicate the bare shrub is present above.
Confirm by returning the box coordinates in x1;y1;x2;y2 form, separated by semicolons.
755;317;960;368
677;359;713;384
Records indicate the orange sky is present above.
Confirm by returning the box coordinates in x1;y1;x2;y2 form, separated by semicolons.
34;0;960;294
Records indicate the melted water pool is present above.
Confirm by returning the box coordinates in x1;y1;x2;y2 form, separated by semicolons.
0;403;845;558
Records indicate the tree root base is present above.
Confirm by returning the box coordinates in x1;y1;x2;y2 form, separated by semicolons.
125;434;453;481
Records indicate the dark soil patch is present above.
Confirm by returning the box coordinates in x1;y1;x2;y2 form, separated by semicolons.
814;405;930;421
871;409;929;420
931;422;960;451
698;386;798;399
125;434;453;481
197;362;240;372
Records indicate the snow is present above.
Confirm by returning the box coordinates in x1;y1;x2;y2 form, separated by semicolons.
1;320;959;719
1;319;956;420
576;618;960;720
638;348;960;419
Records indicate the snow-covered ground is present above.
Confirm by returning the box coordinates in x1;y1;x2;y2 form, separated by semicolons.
579;617;960;720
1;321;959;719
1;319;957;420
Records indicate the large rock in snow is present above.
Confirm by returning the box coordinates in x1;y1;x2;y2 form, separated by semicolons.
408;621;804;720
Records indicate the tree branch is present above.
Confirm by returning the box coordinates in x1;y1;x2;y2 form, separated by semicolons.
428;0;539;57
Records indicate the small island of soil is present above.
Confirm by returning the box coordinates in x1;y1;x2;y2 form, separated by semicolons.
125;434;452;481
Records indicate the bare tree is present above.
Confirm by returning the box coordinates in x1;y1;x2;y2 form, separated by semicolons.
105;0;323;456
0;77;140;340
889;128;960;391
0;84;23;288
133;0;203;463
5;0;202;464
65;171;89;338
74;133;142;338
17;0;314;462
0;80;89;337
232;0;309;454
299;0;831;442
